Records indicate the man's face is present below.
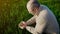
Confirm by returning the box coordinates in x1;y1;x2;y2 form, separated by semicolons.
28;7;38;15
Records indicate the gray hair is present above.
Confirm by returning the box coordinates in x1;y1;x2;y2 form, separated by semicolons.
31;0;40;10
27;0;40;12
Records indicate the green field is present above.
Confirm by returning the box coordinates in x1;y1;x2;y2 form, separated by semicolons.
0;0;60;34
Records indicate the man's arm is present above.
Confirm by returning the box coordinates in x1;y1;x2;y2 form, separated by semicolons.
26;15;36;25
34;10;48;34
18;15;36;29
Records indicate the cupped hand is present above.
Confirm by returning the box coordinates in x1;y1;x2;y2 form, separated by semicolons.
18;21;27;29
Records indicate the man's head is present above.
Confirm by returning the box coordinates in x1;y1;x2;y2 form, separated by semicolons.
27;0;40;15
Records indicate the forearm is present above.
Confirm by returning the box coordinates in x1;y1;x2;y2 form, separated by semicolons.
26;16;36;25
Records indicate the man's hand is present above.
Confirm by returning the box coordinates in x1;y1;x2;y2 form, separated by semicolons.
18;21;27;29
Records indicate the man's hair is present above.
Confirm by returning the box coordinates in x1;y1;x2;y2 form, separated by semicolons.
27;0;40;12
31;0;40;10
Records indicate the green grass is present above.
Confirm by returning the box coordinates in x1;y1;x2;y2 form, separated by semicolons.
0;0;60;34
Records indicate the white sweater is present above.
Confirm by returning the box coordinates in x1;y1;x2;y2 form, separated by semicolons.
26;5;59;34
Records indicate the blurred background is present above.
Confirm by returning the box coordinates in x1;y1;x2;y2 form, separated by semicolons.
0;0;60;34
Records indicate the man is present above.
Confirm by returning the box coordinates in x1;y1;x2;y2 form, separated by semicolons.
18;0;59;34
